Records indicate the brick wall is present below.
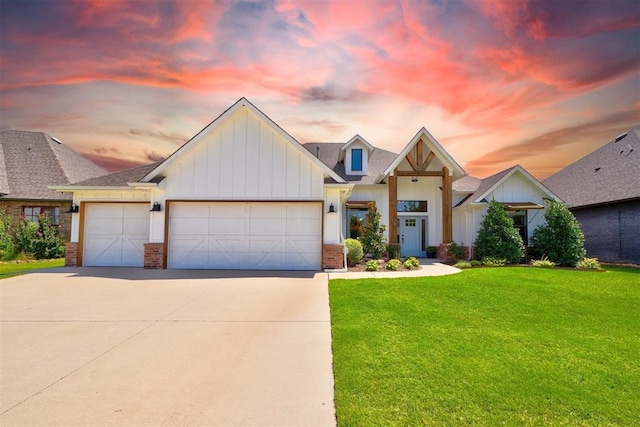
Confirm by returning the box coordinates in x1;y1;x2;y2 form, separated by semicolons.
0;200;72;242
323;244;344;270
64;242;78;266
144;243;165;269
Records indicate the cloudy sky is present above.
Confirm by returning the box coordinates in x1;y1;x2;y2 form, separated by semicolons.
1;0;638;178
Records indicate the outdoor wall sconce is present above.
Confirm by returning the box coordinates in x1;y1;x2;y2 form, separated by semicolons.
327;203;337;214
150;202;162;212
412;176;418;183
68;203;79;213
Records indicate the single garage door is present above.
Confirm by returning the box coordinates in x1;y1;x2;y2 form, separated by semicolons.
168;202;321;270
83;203;150;267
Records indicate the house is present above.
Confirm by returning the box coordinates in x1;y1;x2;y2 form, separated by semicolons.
51;98;557;270
544;127;640;263
0;130;107;241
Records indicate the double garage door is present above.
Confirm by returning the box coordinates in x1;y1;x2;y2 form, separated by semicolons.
168;202;321;270
82;201;322;270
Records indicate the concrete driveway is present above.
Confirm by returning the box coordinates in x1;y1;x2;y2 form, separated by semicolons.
0;268;335;426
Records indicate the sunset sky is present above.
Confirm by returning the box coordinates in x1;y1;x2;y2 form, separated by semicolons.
1;0;638;179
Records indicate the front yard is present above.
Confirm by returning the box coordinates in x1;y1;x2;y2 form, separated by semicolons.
0;259;64;279
330;267;640;426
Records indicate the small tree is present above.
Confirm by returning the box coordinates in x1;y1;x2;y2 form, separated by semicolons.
14;213;64;259
0;210;16;260
532;200;585;267
475;199;525;264
359;201;387;259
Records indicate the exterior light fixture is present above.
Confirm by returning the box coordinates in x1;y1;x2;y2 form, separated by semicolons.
68;203;79;213
150;202;162;212
412;176;418;183
327;203;337;214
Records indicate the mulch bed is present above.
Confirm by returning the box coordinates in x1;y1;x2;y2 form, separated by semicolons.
347;259;422;272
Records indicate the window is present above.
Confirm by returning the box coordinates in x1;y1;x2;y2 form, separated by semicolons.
351;149;363;171
347;207;368;239
397;200;428;212
404;218;416;227
23;206;60;226
508;210;527;245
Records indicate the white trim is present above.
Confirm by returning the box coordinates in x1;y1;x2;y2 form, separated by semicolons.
339;134;375;162
140;98;346;184
49;185;150;191
377;127;466;183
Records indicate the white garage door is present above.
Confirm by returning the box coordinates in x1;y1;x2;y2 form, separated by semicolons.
83;203;150;267
169;202;321;270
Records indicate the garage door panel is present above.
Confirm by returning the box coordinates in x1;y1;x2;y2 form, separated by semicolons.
169;202;321;270
172;203;210;217
83;204;149;267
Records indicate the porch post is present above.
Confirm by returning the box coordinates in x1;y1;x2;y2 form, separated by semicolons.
388;172;398;244
442;166;452;242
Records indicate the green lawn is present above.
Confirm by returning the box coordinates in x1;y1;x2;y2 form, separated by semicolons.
0;258;64;279
330;267;640;426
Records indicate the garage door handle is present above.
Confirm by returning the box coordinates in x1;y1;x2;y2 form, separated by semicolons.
401;235;404;244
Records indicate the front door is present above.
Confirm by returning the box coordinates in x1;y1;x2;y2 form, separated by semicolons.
399;216;426;257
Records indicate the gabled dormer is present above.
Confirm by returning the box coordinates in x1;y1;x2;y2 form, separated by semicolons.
339;134;375;176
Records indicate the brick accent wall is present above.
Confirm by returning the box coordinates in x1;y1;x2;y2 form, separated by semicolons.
0;200;72;242
144;243;165;269
64;242;78;267
323;244;344;270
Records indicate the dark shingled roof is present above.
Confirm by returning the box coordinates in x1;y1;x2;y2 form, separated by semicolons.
71;162;160;187
456;166;518;207
303;143;397;184
452;175;481;192
543;127;640;208
0;130;107;200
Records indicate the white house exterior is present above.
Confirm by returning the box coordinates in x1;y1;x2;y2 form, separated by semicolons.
52;98;560;270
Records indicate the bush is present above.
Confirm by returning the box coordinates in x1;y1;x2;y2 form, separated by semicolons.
0;210;16;260
344;238;363;266
14;213;64;260
386;259;401;271
530;257;556;268
482;257;507;267
403;256;420;269
532;200;586;267
387;243;400;259
576;257;602;270
365;260;379;271
475;199;525;264
359;201;387;259
470;260;482;267
454;260;472;269
446;242;465;262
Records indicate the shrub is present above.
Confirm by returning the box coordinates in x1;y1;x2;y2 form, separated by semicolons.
470;260;482;267
344;238;363;266
386;259;401;271
0;210;16;260
530;257;556;268
532;200;586;267
403;256;420;269
14;213;64;260
426;246;438;258
475;199;525;264
482;257;507;267
359;201;387;259
454;260;472;269
387;243;400;259
576;257;602;270
446;242;465;262
365;260;379;271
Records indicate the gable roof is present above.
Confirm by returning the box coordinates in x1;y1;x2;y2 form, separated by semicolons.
338;134;375;162
140;97;345;184
378;127;466;183
303;142;397;184
64;162;161;188
543;127;640;208
452;175;481;192
456;165;560;208
0;130;107;200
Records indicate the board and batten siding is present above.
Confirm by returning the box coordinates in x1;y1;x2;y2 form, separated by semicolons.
164;109;324;200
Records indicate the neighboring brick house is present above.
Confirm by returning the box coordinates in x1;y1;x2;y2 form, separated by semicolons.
0;130;106;241
544;127;640;264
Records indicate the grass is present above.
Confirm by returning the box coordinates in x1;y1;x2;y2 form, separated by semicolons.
0;258;64;279
330;267;640;426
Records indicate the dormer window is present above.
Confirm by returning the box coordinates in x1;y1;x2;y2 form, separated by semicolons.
352;149;363;172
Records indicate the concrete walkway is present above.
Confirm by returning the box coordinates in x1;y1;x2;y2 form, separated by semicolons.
328;258;461;279
0;268;335;426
